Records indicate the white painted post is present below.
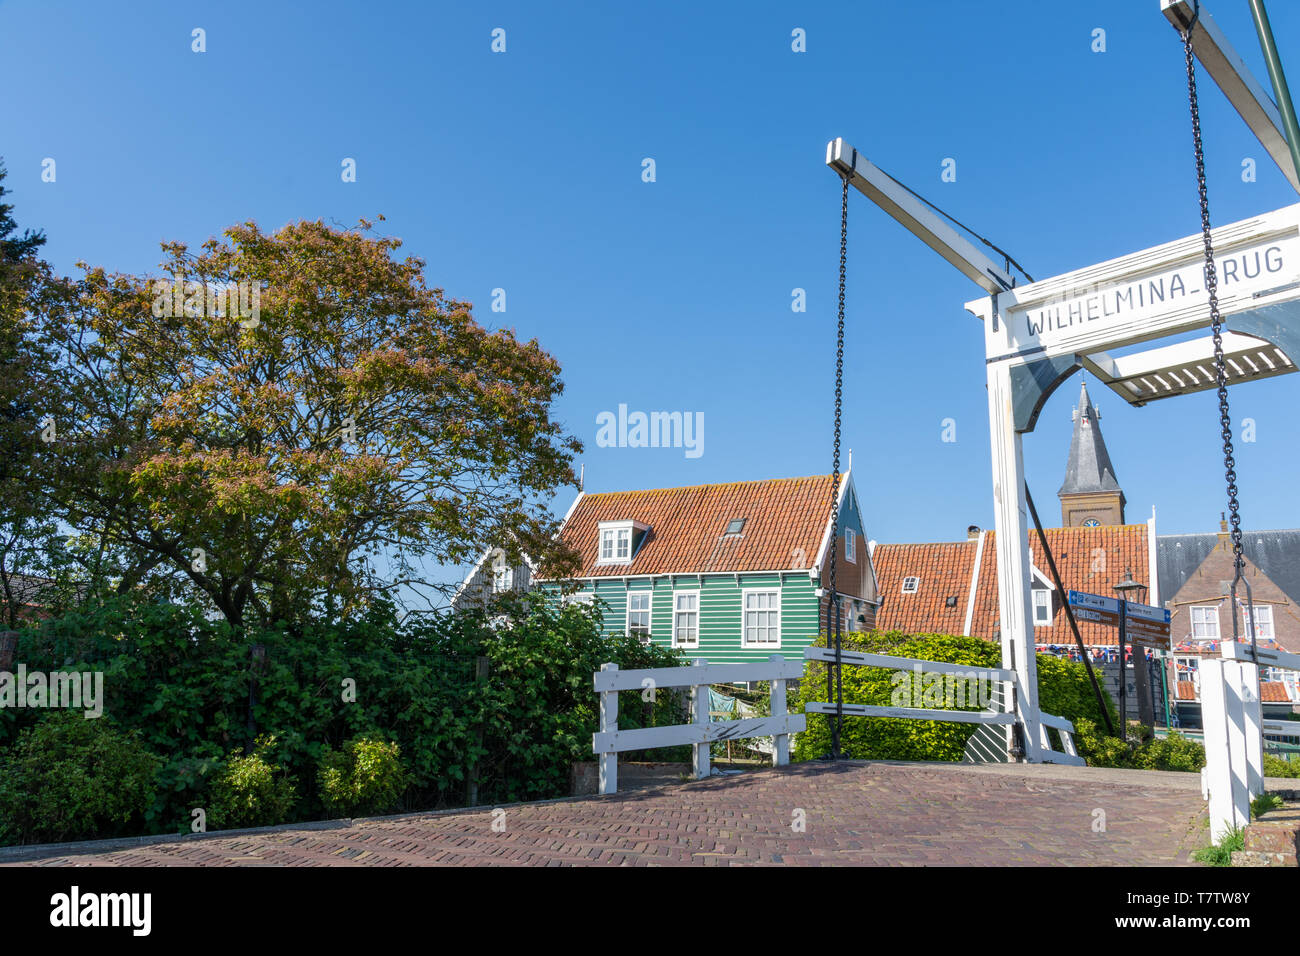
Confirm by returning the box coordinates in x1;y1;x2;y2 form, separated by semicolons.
1223;660;1253;830
1238;661;1265;799
985;356;1042;760
769;655;790;766
691;658;710;780
1201;660;1250;841
598;662;618;795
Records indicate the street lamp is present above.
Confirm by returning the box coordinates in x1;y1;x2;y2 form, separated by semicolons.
1113;569;1150;738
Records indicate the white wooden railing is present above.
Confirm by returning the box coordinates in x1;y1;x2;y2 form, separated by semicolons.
802;646;1084;765
591;656;805;795
1201;641;1300;841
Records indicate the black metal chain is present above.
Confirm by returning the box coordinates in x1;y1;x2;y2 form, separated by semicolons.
826;175;848;757
1182;25;1256;648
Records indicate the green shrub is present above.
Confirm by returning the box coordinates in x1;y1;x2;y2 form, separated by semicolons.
318;736;409;817
1264;754;1300;778
0;713;160;845
0;589;683;838
1138;732;1204;771
793;631;1116;762
208;736;297;830
1073;717;1133;768
1074;718;1206;772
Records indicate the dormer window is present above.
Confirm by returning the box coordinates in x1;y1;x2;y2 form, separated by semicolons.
596;520;649;566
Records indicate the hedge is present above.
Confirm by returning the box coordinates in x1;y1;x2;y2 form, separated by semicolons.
792;630;1116;762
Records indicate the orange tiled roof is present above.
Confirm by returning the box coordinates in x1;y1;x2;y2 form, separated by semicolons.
549;475;838;578
875;524;1150;646
1175;680;1290;703
1260;682;1292;703
873;541;978;635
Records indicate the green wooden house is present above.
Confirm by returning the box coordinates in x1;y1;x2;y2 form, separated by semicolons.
529;472;879;664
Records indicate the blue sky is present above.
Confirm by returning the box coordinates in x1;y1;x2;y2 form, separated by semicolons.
4;0;1300;596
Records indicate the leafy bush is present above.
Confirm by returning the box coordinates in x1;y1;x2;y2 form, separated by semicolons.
1133;731;1205;772
1264;754;1300;778
1035;653;1118;749
1073;717;1132;768
0;713;160;844
318;736;409;817
0;589;683;844
792;631;1114;762
207;736;297;831
1074;718;1206;771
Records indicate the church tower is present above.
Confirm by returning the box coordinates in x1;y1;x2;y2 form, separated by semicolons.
1058;381;1125;527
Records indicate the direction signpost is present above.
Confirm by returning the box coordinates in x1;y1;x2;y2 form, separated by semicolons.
1068;590;1171;734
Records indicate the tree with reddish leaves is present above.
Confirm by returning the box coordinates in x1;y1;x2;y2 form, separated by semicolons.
40;217;580;628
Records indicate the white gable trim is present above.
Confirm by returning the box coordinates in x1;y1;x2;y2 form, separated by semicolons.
963;530;986;636
1147;506;1160;607
812;469;854;578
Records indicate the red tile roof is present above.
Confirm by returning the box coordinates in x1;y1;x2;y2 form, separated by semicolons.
872;541;978;635
875;524;1151;646
1174;680;1291;703
547;474;838;578
1260;682;1293;703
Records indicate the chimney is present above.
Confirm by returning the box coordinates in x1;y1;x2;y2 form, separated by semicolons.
967;525;981;540
1218;512;1229;550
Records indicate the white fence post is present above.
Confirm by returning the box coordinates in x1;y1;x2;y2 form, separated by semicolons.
691;658;710;780
770;654;790;766
1201;659;1250;842
1237;661;1265;800
590;657;808;794
598;662;618;795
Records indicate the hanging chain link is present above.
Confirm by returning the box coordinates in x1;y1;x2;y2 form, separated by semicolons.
826;175;848;756
1182;25;1255;646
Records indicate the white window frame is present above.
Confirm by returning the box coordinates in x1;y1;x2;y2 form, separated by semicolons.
1032;587;1052;626
1174;655;1201;698
741;588;782;649
901;576;920;594
845;528;856;563
627;590;652;642
1244;604;1274;641
596;520;641;566
1190;605;1220;640
491;562;513;594
673;590;700;649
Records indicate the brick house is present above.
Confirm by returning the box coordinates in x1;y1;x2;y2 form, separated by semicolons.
1157;522;1300;723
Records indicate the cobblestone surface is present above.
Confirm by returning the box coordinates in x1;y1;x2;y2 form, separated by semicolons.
4;761;1210;867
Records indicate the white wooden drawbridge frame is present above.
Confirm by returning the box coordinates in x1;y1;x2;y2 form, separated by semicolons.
825;1;1300;763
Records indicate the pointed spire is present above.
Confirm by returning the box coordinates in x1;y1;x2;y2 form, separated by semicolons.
1059;381;1121;495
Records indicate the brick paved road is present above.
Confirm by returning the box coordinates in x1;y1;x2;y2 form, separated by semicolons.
3;762;1210;867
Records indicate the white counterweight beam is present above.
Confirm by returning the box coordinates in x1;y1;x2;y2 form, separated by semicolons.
1162;0;1300;194
826;138;1017;296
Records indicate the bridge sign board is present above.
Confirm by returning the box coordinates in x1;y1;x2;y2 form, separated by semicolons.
974;203;1300;365
1067;590;1172;651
